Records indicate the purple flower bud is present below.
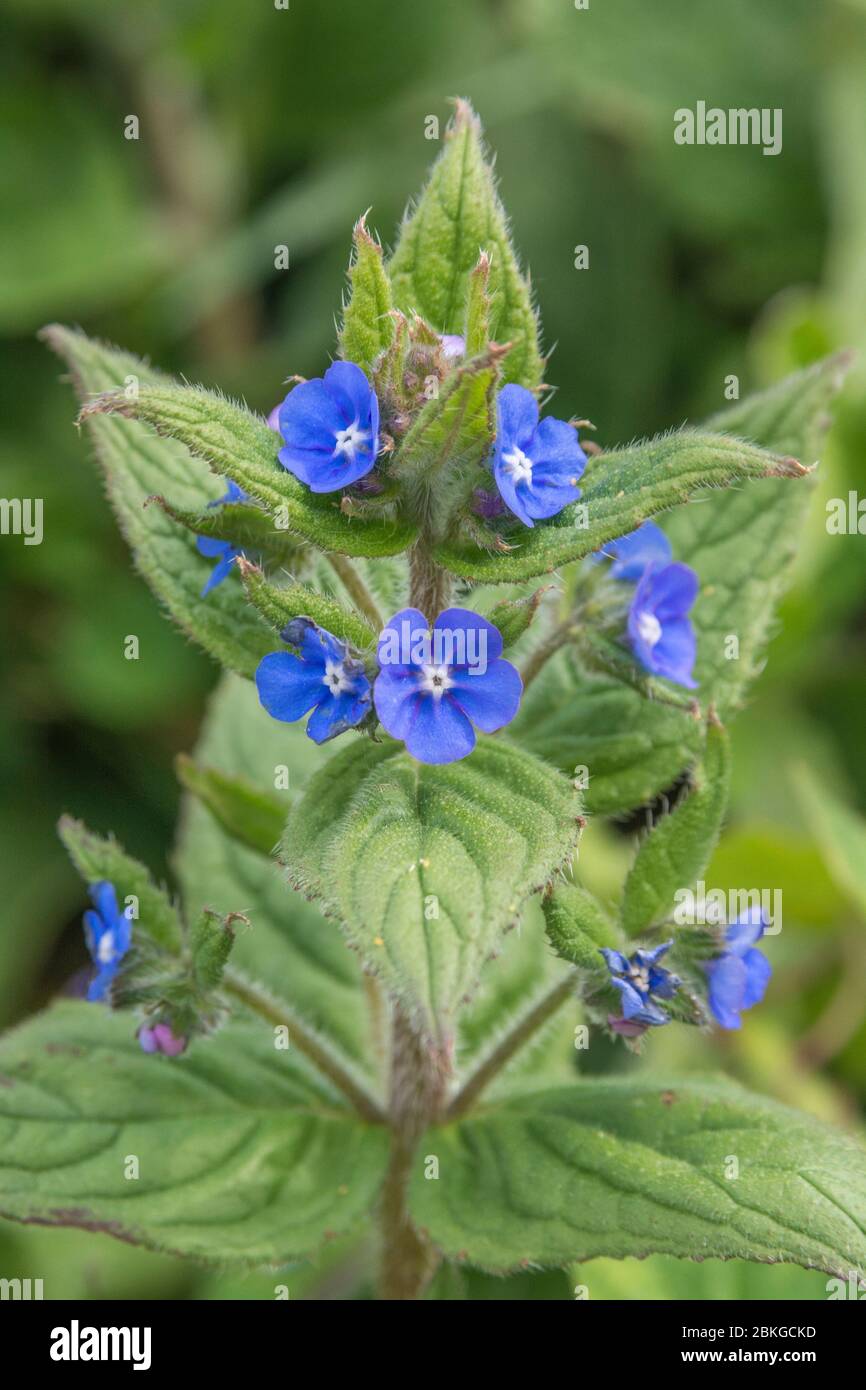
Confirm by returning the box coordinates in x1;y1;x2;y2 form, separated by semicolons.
472;488;507;520
440;334;466;360
608;1014;649;1038
138;1022;188;1057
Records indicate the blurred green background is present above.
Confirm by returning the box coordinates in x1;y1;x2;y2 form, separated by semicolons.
2;0;866;1299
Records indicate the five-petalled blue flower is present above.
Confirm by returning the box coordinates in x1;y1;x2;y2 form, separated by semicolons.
83;881;132;1003
374;607;522;764
601;942;680;1027
276;361;380;493
256;618;372;744
703;907;772;1030
627;561;699;689
492;384;586;527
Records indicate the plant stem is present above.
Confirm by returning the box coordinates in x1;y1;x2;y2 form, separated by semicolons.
379;1005;449;1300
223;969;386;1124
520;621;575;692
447;971;578;1120
408;544;452;621
325;552;385;634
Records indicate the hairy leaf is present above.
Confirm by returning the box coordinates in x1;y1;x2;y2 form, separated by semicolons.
78;380;416;559
42;325;275;679
435;430;808;583
175;754;286;860
389;100;543;389
175;674;377;1077
620;722;731;935
238;559;377;651
282;736;582;1042
0;1004;387;1265
410;1078;866;1277
338;214;394;377
542;883;621;969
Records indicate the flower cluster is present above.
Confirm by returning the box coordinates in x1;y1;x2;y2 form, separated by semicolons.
272;361;587;528
255;607;522;765
600;909;772;1039
601;520;699;689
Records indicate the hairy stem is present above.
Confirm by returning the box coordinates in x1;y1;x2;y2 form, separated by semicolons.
325;552;385;633
223;969;386;1124
447;971;578;1120
379;1005;450;1300
409;544;452;621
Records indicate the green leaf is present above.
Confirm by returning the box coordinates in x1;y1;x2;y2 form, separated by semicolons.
77;378;417;560
508;356;848;814
42;325;276;680
282;736;582;1042
58;816;182;953
175;754;286;860
410;1077;866;1278
542;883;621;969
175;674;377;1077
664;354;851;716
388;100;543;389
150;493;308;570
620;722;731;935
392;348;500;536
0;1003;387;1265
435;430;808;583
511;647;703;816
338;214;394;376
792;763;866;921
238;558;377;650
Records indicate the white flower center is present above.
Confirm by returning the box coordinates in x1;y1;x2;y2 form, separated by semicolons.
636;611;662;648
97;930;116;963
628;964;651;992
502;446;534;484
418;664;453;699
323;660;353;695
334;420;368;458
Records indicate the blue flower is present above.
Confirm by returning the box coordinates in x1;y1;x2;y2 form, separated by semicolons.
492;384;586;527
627;561;699;689
604;521;672;581
601;942;680;1027
374;607;523;764
83;881;132;1003
703;907;772;1030
195;479;250;596
276;361;380;494
255;618;372;744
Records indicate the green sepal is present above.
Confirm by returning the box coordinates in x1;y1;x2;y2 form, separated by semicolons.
188;909;236;992
237;557;377;651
